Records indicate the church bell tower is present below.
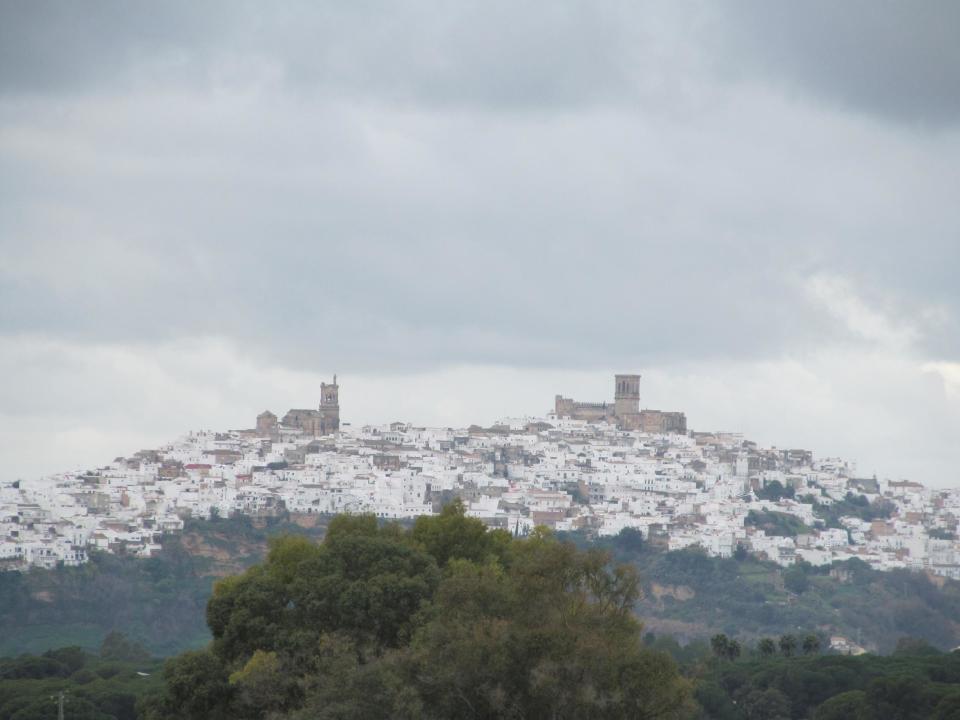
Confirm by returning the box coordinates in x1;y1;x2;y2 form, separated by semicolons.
319;374;340;434
614;373;641;429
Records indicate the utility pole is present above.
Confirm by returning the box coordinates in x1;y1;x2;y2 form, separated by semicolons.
54;690;66;720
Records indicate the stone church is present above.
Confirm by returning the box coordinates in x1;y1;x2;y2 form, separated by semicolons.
255;375;341;438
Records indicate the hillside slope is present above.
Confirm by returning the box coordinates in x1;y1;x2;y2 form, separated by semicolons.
1;518;958;657
588;530;960;654
0;515;329;657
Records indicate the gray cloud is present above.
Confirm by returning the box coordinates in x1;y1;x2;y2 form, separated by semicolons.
2;85;957;372
5;2;959;125
1;2;959;484
6;2;959;125
0;1;680;108
0;1;222;93
718;0;960;126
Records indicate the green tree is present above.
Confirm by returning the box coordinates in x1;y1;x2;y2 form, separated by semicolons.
695;681;741;720
614;527;645;554
42;646;87;674
739;687;791;720
409;536;692;719
9;696;109;720
207;522;440;667
711;634;741;662
756;480;794;502
892;637;942;656
205;565;290;664
931;694;960;720
864;674;930;720
783;565;810;594
99;632;150;663
229;649;298;719
290;529;440;654
150;649;231;720
815;691;869;720
145;512;693;719
711;634;731;660
290;634;421;720
410;499;510;567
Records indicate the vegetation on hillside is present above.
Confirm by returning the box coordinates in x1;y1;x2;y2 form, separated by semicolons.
754;481;795;502
4;515;960;660
811;492;896;529
0;514;330;657
571;530;960;654
744;510;812;538
0;635;162;720
693;639;960;719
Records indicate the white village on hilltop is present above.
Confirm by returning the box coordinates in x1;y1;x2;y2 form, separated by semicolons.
3;374;960;580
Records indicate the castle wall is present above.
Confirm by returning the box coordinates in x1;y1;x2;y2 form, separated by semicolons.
282;409;319;433
640;410;687;434
572;403;615;422
555;395;616;422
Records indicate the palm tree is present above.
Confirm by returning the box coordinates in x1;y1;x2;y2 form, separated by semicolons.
802;634;821;655
711;634;730;660
711;634;742;662
779;634;798;657
758;637;777;657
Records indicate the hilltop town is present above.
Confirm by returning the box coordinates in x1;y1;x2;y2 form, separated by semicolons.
3;375;959;579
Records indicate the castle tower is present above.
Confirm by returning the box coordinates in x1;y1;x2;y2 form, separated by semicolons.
318;374;340;435
614;374;641;428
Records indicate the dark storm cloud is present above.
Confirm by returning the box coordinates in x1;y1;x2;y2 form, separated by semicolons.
0;1;221;93
719;0;960;126
0;1;666;108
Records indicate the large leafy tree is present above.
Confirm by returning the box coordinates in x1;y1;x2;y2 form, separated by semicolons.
410;499;511;567
206;525;441;668
814;690;869;720
143;649;232;720
146;507;693;719
409;532;692;719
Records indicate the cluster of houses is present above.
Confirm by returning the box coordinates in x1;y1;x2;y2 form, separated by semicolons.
3;411;960;578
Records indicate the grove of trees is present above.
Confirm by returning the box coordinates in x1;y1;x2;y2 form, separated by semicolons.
139;503;694;720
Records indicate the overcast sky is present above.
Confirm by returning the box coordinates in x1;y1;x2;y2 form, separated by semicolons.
2;1;959;486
